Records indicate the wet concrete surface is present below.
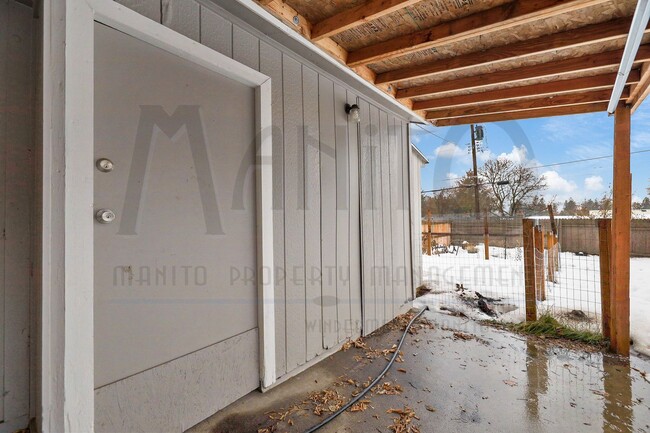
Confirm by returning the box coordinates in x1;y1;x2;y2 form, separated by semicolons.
188;311;650;433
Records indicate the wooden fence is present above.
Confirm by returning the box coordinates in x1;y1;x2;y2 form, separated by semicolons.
423;217;650;257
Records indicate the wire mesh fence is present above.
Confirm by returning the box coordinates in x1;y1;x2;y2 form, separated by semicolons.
417;215;609;334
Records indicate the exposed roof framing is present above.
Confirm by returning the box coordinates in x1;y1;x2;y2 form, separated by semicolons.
425;88;628;120
346;0;611;67
375;17;646;84
412;70;641;111
254;0;650;125
311;0;424;41
433;103;609;126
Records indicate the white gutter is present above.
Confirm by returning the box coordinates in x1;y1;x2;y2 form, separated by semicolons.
204;0;425;123
608;0;650;114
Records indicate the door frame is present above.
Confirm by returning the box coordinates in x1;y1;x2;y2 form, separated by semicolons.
42;1;274;431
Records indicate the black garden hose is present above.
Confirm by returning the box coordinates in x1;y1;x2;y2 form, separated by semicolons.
304;307;429;433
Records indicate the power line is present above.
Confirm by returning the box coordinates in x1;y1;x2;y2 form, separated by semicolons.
411;123;650;184
413;122;464;149
527;148;650;169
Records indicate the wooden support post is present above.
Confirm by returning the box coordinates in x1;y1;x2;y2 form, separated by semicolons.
523;219;537;321
547;204;557;236
534;225;546;302
610;104;631;356
483;212;490;260
546;231;556;283
598;219;612;340
427;209;432;255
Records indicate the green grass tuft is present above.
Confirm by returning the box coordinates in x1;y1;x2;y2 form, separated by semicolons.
510;314;604;345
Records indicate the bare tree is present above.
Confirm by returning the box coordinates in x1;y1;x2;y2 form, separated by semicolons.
480;159;547;217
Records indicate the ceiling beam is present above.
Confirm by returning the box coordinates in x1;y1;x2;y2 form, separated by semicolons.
258;0;397;95
311;0;423;41
397;45;650;100
346;0;609;67
376;17;641;84
629;62;650;112
425;88;627;120
413;70;641;111
432;102;609;126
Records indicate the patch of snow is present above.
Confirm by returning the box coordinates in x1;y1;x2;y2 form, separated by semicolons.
416;249;650;356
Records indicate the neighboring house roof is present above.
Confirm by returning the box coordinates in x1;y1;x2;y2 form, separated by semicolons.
410;143;429;164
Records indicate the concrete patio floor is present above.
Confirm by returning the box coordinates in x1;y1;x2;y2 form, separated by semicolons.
188;311;650;433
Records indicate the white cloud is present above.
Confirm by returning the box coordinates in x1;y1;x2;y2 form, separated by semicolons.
445;172;460;181
584;175;604;192
434;142;465;158
542;170;577;200
497;145;528;163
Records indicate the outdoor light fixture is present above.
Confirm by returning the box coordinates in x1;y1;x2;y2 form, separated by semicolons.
608;0;650;114
345;103;361;123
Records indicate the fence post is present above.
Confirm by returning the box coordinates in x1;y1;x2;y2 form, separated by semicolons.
598;219;612;340
610;104;631;356
523;219;537;321
534;225;546;301
546;231;556;283
483;213;490;260
427;210;432;255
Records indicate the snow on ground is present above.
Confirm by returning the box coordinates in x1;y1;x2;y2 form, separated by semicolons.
414;246;650;356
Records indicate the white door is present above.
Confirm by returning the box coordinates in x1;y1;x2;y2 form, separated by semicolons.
93;22;259;392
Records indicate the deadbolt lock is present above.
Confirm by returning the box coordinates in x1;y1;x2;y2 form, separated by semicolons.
96;209;116;224
96;158;114;172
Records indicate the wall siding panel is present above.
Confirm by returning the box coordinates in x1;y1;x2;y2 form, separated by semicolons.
347;91;363;338
303;66;323;360
200;6;233;57
233;25;259;71
389;117;405;310
116;0;161;22
334;84;351;341
379;112;393;321
283;56;307;371
319;76;338;350
370;105;384;332
161;0;200;41
358;99;375;335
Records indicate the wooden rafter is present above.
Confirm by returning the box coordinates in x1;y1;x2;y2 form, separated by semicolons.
311;0;423;41
413;70;641;111
629;62;650;113
425;88;626;120
346;0;609;67
259;0;398;95
377;17;643;84
432;102;609;126
397;45;650;100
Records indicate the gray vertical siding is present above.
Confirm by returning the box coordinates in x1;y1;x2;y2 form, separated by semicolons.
111;0;417;380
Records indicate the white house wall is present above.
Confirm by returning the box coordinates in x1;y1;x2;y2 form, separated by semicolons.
410;148;425;291
105;0;415;385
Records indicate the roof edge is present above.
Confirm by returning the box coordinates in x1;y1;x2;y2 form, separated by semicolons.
203;0;425;123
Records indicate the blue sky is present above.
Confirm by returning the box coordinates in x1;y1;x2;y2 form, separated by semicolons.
411;102;650;206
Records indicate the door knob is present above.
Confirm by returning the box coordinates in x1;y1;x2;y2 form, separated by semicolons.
96;209;116;224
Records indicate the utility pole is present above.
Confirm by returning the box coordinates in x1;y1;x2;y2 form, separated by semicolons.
470;124;480;219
